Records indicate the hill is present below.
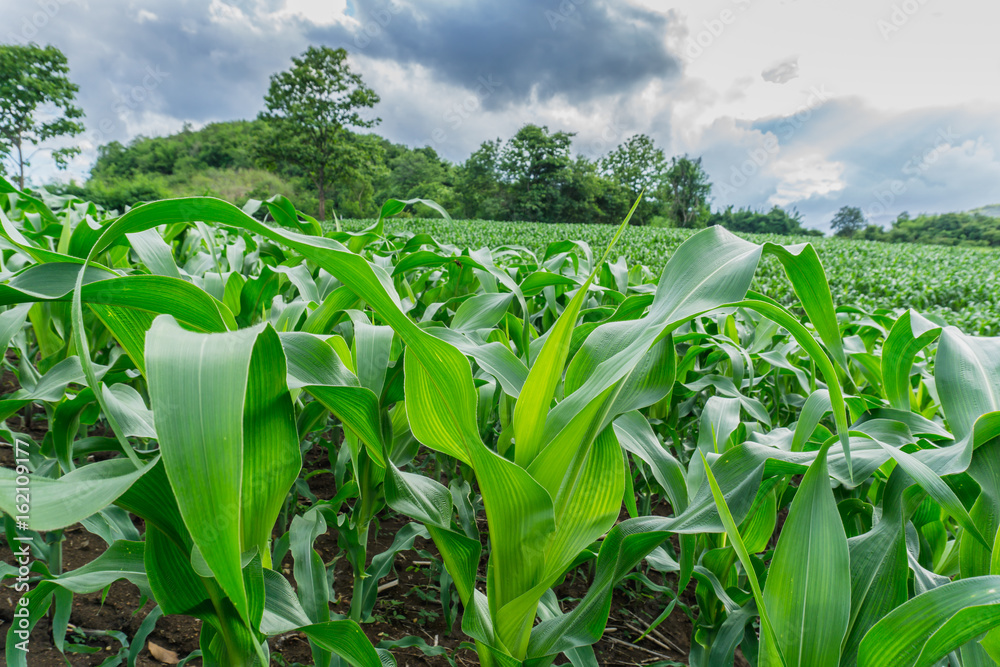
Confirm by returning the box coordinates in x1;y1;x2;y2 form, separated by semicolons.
971;204;1000;217
55;120;315;212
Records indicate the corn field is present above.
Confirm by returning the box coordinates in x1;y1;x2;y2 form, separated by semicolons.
1;181;1000;667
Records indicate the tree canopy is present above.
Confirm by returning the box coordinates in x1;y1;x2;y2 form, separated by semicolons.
256;46;380;221
0;43;84;189
830;205;866;237
710;205;820;236
857;210;1000;247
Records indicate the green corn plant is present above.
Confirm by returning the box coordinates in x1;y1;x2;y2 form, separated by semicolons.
278;315;430;629
5;173;1000;667
373;222;855;664
0;310;391;666
0;202;389;665
53;195;831;666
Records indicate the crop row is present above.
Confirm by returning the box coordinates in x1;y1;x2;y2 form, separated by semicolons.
342;217;1000;336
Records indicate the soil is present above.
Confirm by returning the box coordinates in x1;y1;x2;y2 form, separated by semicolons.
0;434;750;667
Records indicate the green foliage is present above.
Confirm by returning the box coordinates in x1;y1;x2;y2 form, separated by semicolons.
256;46;380;221
49;121;311;212
662;155;712;228
91;121;259;178
885;210;1000;247
832;210;1000;247
710;205;819;236
598;133;668;226
55;173;171;211
0;43;85;188
830;205;866;237
344;216;1000;336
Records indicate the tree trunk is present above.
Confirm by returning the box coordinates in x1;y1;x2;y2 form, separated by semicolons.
16;138;24;190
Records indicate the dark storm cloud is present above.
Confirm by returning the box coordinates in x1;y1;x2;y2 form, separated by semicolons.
310;0;680;108
3;0;678;151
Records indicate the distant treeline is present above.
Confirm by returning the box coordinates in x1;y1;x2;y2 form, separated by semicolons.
709;205;820;237
854;212;1000;247
50;119;789;234
50;119;999;245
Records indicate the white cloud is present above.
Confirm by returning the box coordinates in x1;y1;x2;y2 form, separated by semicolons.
271;0;353;27
770;157;846;206
208;0;260;33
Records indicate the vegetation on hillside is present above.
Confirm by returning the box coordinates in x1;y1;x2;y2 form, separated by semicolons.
862;210;1000;247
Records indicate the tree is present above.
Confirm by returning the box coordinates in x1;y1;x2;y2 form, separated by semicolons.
324;131;385;219
709;205;818;236
456;139;506;219
498;124;575;222
599;134;667;225
257;46;379;220
830;206;866;237
0;44;85;189
664;155;711;228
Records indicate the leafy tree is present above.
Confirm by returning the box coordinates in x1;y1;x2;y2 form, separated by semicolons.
256;46;380;220
830;206;866;237
857;224;886;241
390;146;459;215
599;134;667;225
374;143;458;214
499;124;575;221
710;205;819;236
324;132;385;219
0;44;85;189
554;156;612;225
91;121;261;179
664;155;711;228
456;139;507;220
57;173;171;212
886;211;1000;246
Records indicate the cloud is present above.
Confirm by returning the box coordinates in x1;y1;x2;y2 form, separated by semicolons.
687;97;1000;230
308;0;681;108
761;57;799;84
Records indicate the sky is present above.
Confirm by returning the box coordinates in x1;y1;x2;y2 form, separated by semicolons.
3;0;1000;230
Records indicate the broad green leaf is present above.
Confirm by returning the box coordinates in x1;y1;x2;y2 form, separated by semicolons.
0;458;157;531
260;569;392;667
761;447;850;667
146;317;299;639
858;576;1000;667
882;310;941;411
